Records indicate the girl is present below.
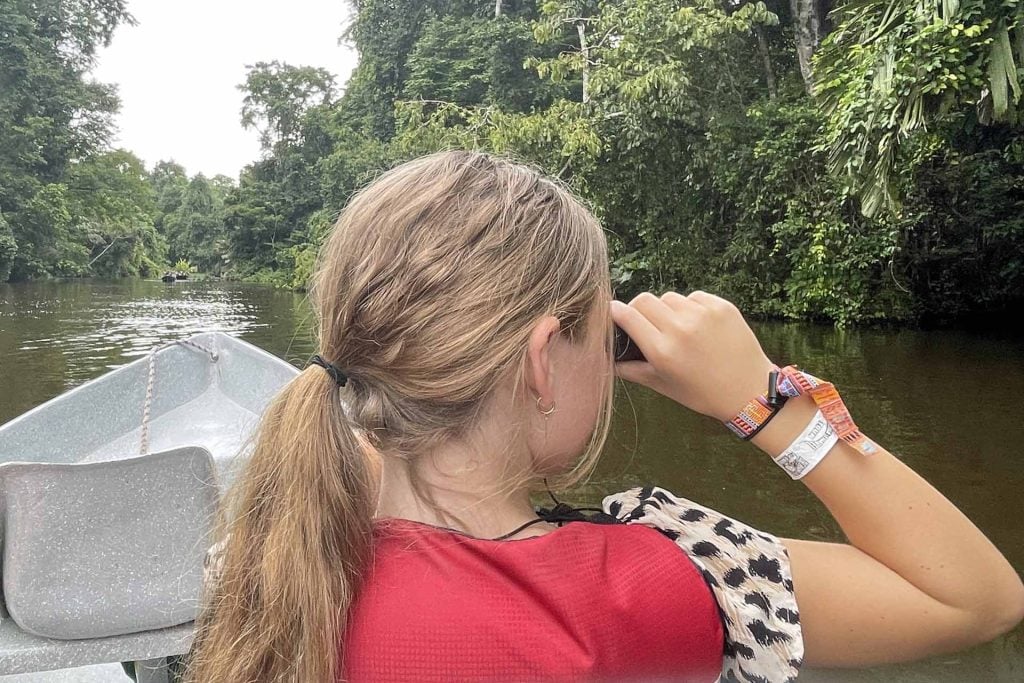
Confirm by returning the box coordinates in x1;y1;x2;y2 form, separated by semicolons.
187;151;1023;682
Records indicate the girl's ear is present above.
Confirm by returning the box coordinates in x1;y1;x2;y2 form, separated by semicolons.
524;316;561;407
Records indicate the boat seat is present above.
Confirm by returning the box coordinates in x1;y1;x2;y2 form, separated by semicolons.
0;446;218;642
0;331;297;678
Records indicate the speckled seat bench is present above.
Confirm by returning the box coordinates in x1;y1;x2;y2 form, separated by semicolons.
0;332;299;681
0;447;217;681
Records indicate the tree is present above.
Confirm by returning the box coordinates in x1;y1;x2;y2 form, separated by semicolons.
64;149;162;277
404;15;571;111
150;160;189;238
0;211;17;282
791;0;831;92
223;160;291;278
815;0;1024;215
393;0;914;323
213;0;1024;323
0;0;136;280
338;0;492;139
148;163;234;275
240;61;336;151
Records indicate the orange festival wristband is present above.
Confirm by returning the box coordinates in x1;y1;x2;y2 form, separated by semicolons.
726;365;879;457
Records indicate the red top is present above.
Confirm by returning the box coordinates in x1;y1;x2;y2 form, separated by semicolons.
343;519;724;682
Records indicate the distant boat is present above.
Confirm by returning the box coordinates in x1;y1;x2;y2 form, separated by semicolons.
161;273;176;283
175;272;188;280
0;332;298;680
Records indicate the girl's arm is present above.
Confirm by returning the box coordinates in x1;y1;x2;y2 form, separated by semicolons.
612;291;1024;668
759;395;1024;666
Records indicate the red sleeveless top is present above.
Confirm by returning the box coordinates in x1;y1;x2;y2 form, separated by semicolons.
343;518;724;682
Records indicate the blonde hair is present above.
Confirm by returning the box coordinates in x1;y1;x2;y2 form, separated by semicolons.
186;151;613;682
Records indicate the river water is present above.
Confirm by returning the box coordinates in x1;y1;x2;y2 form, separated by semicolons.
0;279;1021;682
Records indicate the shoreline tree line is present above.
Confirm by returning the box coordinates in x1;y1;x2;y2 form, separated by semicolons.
2;0;1023;325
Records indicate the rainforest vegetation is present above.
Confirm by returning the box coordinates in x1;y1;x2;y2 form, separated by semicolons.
3;0;1024;324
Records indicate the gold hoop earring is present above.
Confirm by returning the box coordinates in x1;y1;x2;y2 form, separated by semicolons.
536;396;557;416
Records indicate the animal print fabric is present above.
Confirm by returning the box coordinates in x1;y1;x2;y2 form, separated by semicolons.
603;486;803;683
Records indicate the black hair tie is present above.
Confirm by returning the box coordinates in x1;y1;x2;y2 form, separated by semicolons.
309;354;348;387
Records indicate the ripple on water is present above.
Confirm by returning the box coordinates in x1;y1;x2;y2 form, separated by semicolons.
1;281;269;387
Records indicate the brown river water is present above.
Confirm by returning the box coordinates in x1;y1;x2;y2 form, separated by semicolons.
0;279;1021;682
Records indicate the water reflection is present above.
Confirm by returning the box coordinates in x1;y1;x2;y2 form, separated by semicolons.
0;280;310;418
0;279;1021;681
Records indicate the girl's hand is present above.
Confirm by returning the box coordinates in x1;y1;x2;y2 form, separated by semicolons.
610;291;774;422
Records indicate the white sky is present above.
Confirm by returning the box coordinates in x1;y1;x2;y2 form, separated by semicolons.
91;0;359;179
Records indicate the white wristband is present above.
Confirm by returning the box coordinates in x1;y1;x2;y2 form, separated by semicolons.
773;410;839;480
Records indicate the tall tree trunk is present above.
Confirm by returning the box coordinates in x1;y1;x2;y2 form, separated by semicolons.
577;20;589;103
754;26;777;100
495;0;502;18
790;0;829;93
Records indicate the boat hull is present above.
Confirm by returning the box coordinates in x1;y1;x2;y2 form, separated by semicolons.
0;331;299;489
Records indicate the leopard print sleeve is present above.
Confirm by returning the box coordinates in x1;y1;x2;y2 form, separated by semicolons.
603;486;803;683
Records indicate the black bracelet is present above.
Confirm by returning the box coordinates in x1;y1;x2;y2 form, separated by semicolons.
744;402;783;440
744;368;790;440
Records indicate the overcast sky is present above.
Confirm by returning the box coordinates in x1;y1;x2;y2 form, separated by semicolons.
91;0;359;179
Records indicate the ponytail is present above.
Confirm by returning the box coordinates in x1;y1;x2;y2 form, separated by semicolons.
186;367;377;682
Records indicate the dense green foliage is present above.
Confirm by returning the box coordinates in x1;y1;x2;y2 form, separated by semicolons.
817;0;1024;216
4;0;1024;324
150;161;234;275
0;0;236;280
1;0;148;279
218;0;1024;324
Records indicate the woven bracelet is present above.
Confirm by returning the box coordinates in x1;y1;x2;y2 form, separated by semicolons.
725;365;879;457
725;394;783;440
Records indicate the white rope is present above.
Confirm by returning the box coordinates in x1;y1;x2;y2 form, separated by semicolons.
140;339;219;455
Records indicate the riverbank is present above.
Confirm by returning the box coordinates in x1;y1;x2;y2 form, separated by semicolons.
16;273;1024;331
